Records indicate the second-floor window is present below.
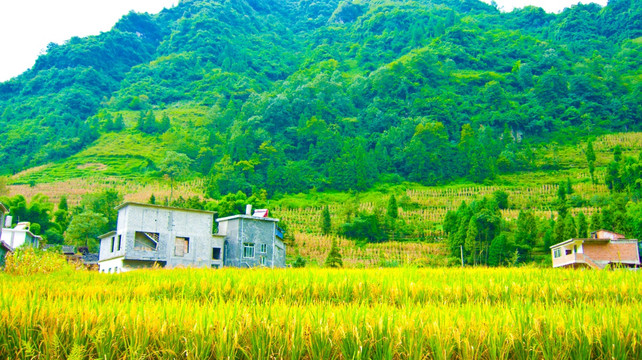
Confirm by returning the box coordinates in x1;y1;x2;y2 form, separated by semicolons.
243;243;254;258
175;237;189;257
260;243;267;253
134;232;159;251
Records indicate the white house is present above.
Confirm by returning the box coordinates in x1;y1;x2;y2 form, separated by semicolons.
1;221;41;250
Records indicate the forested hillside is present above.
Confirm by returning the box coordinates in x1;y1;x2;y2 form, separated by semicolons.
1;0;641;198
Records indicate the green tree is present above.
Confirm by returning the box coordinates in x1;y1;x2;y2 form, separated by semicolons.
493;190;509;210
113;113;125;131
488;234;507;266
586;140;596;184
464;217;479;265
627;202;642;241
590;210;601;232
341;212;387;243
613;145;623;162
554;218;566;243
159;151;193;203
601;208;614;230
159;113;171;133
515;210;537;250
566;177;574;195
576;211;588;238
324;239;343;268
387;195;398;219
556;182;568;219
292;254;307;268
606;161;623;192
64;211;107;250
563;213;577;240
321;205;331;235
53;196;70;232
542;216;556;249
80;189;121;234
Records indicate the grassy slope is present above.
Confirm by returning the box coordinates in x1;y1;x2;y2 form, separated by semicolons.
6;131;641;266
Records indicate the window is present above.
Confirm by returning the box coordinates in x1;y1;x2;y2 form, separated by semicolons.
211;264;219;269
212;247;221;260
553;249;561;258
260;243;267;253
111;237;115;252
260;256;266;266
174;237;189;257
117;235;122;251
243;243;255;258
134;232;159;251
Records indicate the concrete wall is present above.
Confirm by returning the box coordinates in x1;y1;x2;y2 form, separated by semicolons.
99;204;285;271
99;204;222;269
1;229;39;249
99;256;125;273
220;216;285;268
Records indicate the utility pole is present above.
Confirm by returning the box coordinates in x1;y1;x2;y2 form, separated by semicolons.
460;245;464;267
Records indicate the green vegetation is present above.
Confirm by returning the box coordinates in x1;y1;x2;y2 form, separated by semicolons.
1;268;642;358
1;0;642;267
3;247;70;275
1;0;641;197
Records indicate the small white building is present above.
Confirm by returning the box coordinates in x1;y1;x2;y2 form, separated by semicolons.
1;221;41;250
550;230;640;269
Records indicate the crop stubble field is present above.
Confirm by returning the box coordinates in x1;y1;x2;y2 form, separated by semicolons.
1;268;641;359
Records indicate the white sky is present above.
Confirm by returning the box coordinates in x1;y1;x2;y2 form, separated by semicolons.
482;0;607;12
0;0;177;82
0;0;609;83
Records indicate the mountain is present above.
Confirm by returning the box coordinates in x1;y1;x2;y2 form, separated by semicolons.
1;0;641;197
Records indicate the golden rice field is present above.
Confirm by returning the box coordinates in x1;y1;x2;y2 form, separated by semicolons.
1;267;641;359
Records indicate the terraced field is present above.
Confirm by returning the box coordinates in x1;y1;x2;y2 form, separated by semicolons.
5;132;640;265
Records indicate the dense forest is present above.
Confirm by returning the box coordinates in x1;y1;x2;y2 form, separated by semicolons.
1;0;641;198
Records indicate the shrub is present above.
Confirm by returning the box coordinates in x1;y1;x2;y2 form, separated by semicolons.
292;255;307;268
4;247;71;275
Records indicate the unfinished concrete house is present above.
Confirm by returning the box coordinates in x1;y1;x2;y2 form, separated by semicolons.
98;203;285;273
216;206;286;268
550;230;640;269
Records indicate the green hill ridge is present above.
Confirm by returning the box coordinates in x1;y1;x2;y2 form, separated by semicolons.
0;0;640;196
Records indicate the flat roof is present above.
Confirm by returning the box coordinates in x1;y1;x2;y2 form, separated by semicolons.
115;202;215;215
1;227;42;240
550;238;638;249
216;214;279;223
98;231;117;239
